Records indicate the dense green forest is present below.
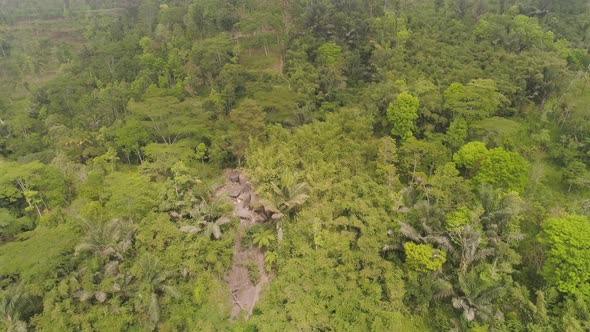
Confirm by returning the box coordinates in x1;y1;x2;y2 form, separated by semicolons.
1;0;590;330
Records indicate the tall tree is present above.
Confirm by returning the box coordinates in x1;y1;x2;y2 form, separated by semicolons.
387;92;420;140
228;99;265;166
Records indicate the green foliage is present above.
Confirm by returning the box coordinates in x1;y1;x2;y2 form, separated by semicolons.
445;206;473;232
127;96;210;147
0;282;39;331
247;261;260;285
0;160;68;216
75;218;135;260
186;35;235;92
510;15;554;52
0;224;77;283
387;92;420;140
540;215;590;297
252;228;276;249
143;140;197;165
228;99;265;165
1;0;589;329
195;143;208;163
454;141;489;171
246;108;428;329
264;250;277;272
404;242;447;272
0;208;33;242
454;142;527;192
190;197;233;240
474;148;528;193
470;117;523;148
376;136;400;188
114;120;150;163
563;160;590;192
102;172;161;220
444;79;507;121
445;117;468;151
317;42;342;66
398;137;450;178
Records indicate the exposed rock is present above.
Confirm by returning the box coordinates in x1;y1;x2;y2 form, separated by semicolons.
235;207;251;219
169;211;182;220
74;290;93;302
179;225;201;234
254;213;267;223
229;187;242;198
105;261;119;277
94;291;107;303
241;183;252;193
100;247;116;257
229;172;240;183
271;213;284;221
238;192;251;205
219;170;269;321
238;173;248;184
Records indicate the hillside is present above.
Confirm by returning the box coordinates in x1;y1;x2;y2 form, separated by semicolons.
1;0;590;331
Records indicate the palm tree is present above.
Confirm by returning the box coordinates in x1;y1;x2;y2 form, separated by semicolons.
252;228;276;249
396;198;455;255
134;254;180;331
453;270;505;323
395;197;495;271
254;171;309;242
390;187;505;326
449;225;494;274
269;172;309;217
382;200;450;254
0;284;31;332
75;218;135;260
433;267;505;324
189;197;232;240
478;185;523;243
397;220;454;252
136;254;180;298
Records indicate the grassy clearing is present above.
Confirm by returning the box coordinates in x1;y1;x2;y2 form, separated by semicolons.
248;83;303;124
0;224;77;283
239;47;282;73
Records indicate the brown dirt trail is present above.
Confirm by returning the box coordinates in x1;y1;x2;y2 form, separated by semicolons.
216;170;269;321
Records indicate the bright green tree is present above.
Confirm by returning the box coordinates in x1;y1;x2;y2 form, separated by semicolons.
387;92;420;140
474;148;528;193
445;206;474;232
453;141;489;174
404;242;446;272
317;42;342;67
540;215;590;297
0;161;67;217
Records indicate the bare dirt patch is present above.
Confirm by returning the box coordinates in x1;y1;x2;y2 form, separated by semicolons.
217;170;269;321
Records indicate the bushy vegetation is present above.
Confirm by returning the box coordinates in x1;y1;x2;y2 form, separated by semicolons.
1;0;590;330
